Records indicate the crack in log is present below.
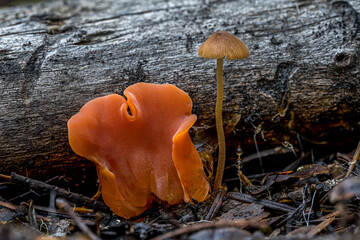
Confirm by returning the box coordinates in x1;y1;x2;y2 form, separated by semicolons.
84;6;185;24
20;40;47;107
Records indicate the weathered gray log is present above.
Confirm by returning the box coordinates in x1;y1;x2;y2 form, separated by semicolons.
0;0;359;178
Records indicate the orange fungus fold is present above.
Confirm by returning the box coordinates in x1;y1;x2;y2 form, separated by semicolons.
68;83;210;218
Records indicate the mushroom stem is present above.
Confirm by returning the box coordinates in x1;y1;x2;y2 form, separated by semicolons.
213;58;226;192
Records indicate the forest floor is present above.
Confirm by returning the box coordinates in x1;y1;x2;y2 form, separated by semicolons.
1;135;360;240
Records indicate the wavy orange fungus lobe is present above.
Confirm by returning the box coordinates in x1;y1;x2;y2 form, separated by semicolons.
68;83;210;218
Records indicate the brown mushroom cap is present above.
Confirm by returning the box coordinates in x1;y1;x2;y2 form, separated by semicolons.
198;31;249;60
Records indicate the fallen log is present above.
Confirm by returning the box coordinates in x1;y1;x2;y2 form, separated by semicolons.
0;0;359;179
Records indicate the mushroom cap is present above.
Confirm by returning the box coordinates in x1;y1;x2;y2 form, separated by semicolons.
198;31;249;60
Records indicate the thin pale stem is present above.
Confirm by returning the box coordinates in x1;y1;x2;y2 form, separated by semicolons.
213;58;225;192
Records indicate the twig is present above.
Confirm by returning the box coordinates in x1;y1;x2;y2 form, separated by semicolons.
226;170;291;181
227;192;296;213
0;200;52;224
0;173;12;181
306;211;339;237
0;200;16;211
337;152;353;163
10;172;109;212
253;131;264;173
345;142;360;177
9;175;60;202
21;202;96;217
223;147;296;182
242;146;294;163
296;132;304;156
306;190;317;226
205;187;227;220
56;198;101;240
302;184;310;226
275;203;305;227
28;200;38;230
151;220;267;240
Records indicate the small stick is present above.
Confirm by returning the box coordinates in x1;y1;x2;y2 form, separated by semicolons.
227;192;296;213
21;202;96;217
337;152;353;163
10;175;60;202
28;200;38;230
0;173;12;181
225;146;294;170
152;220;267;240
0;200;51;223
205;187;227;220
0;200;17;211
56;198;101;240
242;146;294;163
21;202;70;218
276;203;305;227
253;130;264;173
10;172;109;212
307;211;339;237
345;142;360;178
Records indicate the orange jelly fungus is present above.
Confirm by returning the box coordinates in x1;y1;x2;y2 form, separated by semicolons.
68;83;210;218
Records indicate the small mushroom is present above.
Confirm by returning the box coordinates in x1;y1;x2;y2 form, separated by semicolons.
198;31;249;191
68;83;210;218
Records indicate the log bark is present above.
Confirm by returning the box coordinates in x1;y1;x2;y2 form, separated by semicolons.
0;0;359;179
